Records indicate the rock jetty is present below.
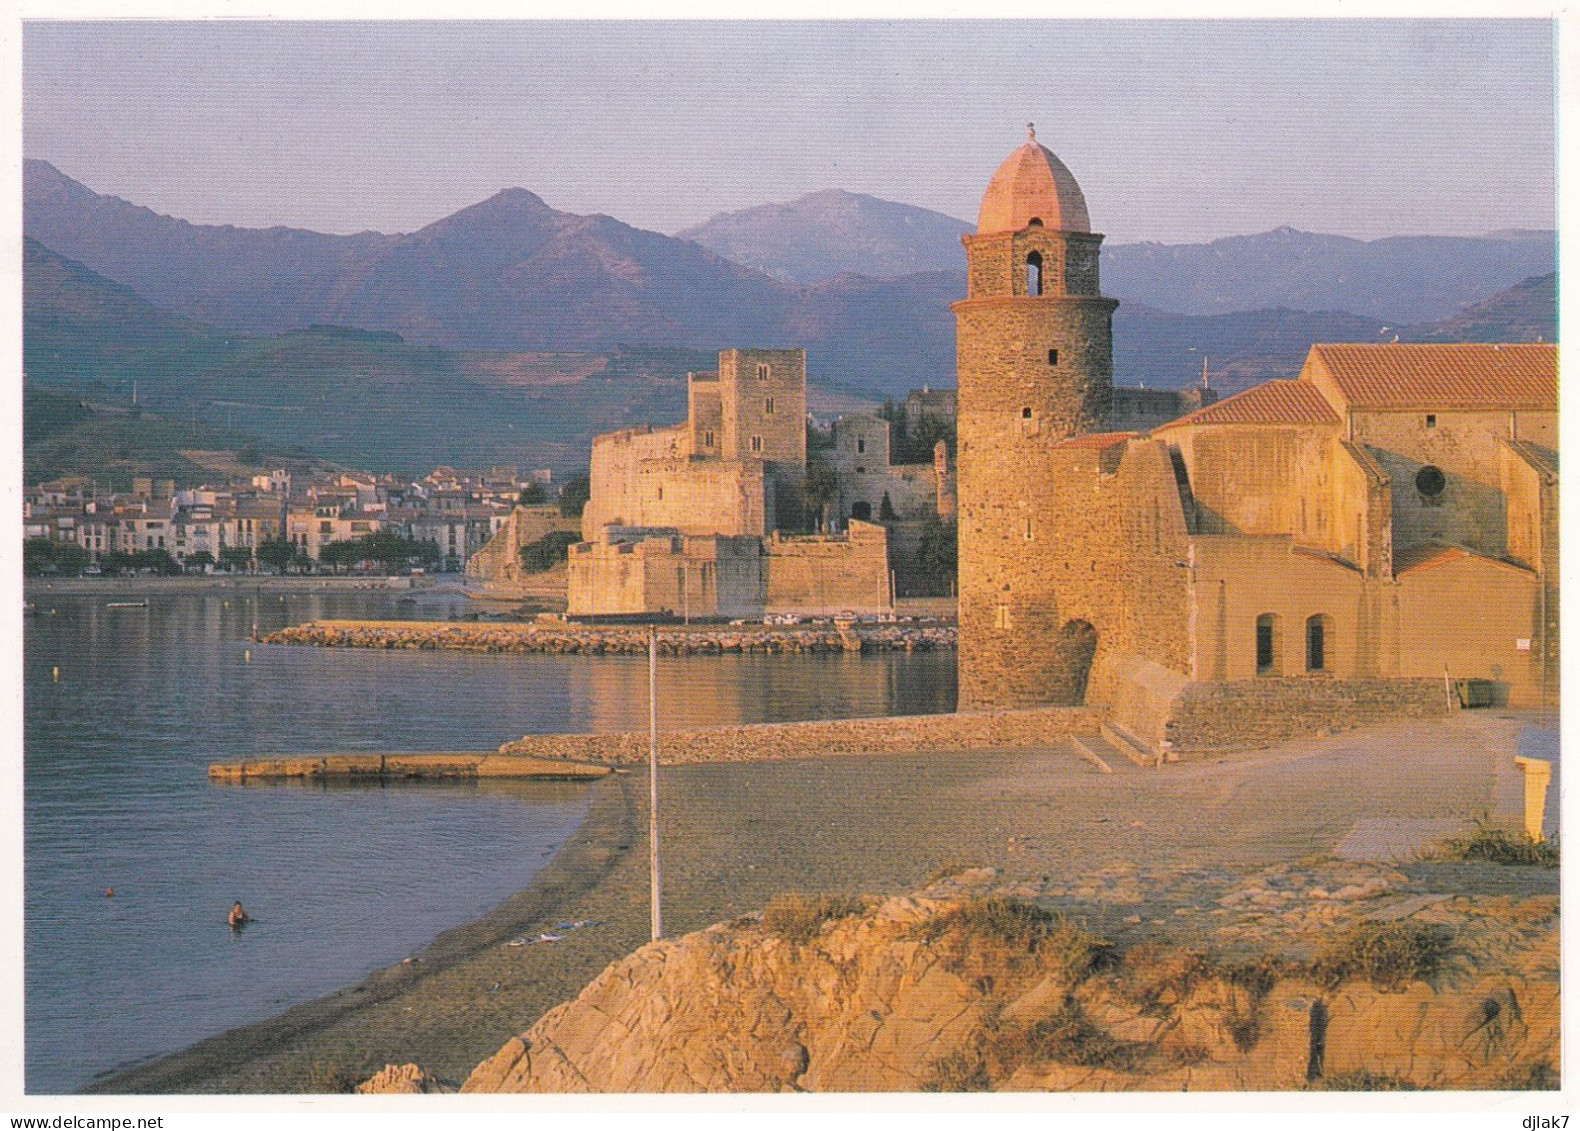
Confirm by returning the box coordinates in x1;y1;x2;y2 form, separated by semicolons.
260;619;956;656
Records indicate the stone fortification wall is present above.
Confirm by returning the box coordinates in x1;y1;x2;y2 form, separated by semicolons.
497;704;1101;767
567;522;893;618
567;534;766;620
764;521;891;615
466;506;581;586
1164;678;1450;753
583;436;770;542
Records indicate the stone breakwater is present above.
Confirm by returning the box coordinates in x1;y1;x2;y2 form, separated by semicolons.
209;752;612;783
498;706;1102;767
261;619;956;656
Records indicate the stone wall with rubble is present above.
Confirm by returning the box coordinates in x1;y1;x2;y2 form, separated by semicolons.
1162;677;1451;753
498;703;1100;766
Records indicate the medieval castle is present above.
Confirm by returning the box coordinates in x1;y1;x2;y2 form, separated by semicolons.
565;349;955;618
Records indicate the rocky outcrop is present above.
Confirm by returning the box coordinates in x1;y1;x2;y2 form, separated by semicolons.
355;1063;446;1094
457;879;1559;1093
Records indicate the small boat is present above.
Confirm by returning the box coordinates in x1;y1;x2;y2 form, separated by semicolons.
106;600;149;609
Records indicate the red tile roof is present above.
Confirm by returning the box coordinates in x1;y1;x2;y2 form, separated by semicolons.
1153;380;1341;430
1052;431;1139;450
1312;343;1556;411
1393;541;1535;579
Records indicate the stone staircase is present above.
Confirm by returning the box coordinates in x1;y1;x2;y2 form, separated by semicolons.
1070;721;1170;771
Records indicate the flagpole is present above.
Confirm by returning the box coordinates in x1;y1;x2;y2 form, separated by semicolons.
649;623;663;941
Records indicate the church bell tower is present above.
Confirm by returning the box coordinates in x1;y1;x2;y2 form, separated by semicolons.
954;125;1118;709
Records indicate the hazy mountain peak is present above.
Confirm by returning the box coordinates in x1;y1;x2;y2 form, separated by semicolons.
678;190;971;284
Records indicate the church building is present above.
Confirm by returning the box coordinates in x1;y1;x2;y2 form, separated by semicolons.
955;128;1557;752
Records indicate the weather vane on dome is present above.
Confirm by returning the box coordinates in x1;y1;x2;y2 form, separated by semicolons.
1027;122;1036;140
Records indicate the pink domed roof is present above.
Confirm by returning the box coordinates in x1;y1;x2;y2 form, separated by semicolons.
976;125;1091;235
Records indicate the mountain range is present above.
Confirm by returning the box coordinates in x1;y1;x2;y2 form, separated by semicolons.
22;159;1557;476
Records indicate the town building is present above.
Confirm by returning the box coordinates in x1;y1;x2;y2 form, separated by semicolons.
954;128;1558;750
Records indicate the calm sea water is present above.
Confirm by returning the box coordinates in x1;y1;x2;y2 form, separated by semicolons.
23;590;956;1093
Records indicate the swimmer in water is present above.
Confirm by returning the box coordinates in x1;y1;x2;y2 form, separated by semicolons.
229;901;249;929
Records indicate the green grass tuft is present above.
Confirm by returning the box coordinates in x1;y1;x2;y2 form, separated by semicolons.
986;1001;1145;1073
915;896;1115;980
921;1049;992;1092
1310;922;1453;992
1494;1061;1561;1090
1443;824;1559;867
761;892;869;946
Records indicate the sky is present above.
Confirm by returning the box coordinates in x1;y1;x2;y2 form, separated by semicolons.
22;19;1557;245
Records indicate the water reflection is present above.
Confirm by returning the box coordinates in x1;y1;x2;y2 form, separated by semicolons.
25;591;956;1093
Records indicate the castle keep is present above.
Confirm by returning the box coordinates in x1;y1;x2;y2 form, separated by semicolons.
956;129;1558;745
568;348;953;618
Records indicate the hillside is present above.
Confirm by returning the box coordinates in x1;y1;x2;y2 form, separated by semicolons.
677;190;972;283
23;237;716;475
1411;273;1556;343
22;383;321;489
24;233;1558;484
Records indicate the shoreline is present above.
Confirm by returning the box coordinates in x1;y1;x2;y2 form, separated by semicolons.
82;772;637;1095
25;575;472;596
76;712;1539;1094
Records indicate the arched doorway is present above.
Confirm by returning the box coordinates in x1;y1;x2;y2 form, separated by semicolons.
1057;619;1098;703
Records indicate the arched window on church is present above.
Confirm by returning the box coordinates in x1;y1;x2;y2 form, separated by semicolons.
1256;613;1281;676
1026;251;1044;297
1306;614;1332;673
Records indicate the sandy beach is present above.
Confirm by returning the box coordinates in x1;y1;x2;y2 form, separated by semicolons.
86;709;1546;1094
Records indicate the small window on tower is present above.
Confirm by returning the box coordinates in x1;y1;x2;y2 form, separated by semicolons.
703;429;714;447
757;363;770;381
857;436;866;454
764;397;775;414
1425;414;1437;428
1026;251;1044;296
750;435;763;453
1022;407;1033;419
1048;349;1059;366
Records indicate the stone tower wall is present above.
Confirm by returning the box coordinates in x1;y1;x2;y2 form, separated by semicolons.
955;217;1121;709
719;348;807;467
957;438;1191;710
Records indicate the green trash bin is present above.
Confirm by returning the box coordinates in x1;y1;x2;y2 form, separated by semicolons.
1455;678;1496;708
